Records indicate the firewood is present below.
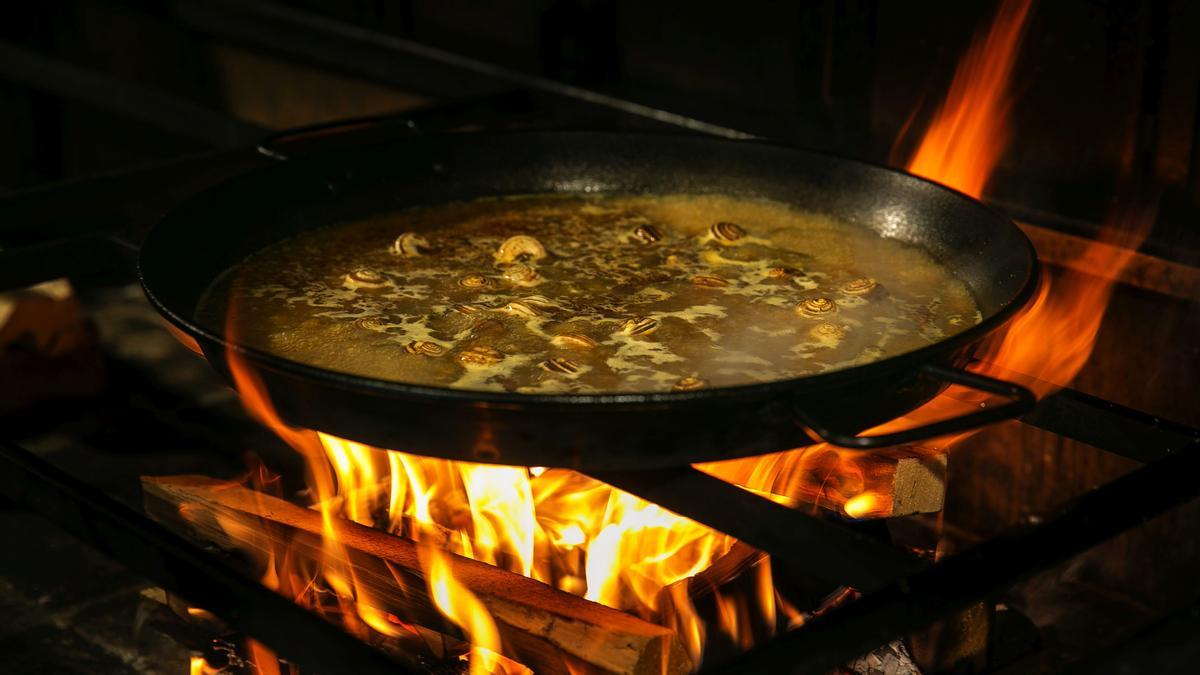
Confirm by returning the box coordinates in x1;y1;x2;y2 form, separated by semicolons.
908;601;990;673
142;475;690;675
698;446;947;519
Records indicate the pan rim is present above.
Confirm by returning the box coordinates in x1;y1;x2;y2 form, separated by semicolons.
139;129;1040;409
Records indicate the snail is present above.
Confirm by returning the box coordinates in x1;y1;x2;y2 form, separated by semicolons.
469;318;506;338
501;301;542;318
708;221;746;243
621;316;659;336
809;323;846;346
673;376;707;391
496;235;547;263
501;262;541;286
457;345;505;366
344;268;387;290
391;232;431;257
768;266;802;280
541;358;581;374
631;224;662;244
404;340;446;357
451;303;485;315
796;297;837;318
458;274;493;290
353;315;388;330
842;277;879;296
551;332;599;349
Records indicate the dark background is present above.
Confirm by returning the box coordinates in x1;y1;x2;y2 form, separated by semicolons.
1;0;1198;262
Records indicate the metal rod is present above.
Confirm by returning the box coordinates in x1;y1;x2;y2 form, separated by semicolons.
0;439;414;675
726;439;1200;674
174;0;756;140
586;467;925;592
1023;387;1200;463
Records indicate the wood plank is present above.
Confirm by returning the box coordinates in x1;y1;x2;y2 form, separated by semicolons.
142;475;690;675
1017;221;1200;301
697;447;947;519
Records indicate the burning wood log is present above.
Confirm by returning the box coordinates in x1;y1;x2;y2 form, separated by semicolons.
142;475;691;675
698;446;947;519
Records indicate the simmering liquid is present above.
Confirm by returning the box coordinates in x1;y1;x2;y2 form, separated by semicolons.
200;194;981;394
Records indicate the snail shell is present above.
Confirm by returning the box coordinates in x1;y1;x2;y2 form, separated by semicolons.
797;297;837;318
469;318;506;338
457;345;505;367
631;224;662;244
842;277;879;296
458;274;494;290
541;357;581;374
621;316;659;337
691;275;730;288
501;300;542;318
768;266;802;279
709;221;746;242
404;340;446;357
810;323;846;343
520;295;560;310
551;332;598;349
344;268;387;289
353;315;388;330
673;376;707;391
502;262;541;286
391;232;431;257
496;235;547;263
451;303;486;315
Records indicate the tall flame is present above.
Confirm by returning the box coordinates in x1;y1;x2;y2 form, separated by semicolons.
708;0;1153;519
898;0;1152;401
896;0;1033;200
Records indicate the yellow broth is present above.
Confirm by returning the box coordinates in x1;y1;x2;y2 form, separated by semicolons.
200;194;981;393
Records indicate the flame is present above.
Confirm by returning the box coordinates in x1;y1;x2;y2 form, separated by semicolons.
706;0;1151;521
896;0;1033;199
189;656;221;675
423;544;507;675
899;0;1153;401
247;639;281;675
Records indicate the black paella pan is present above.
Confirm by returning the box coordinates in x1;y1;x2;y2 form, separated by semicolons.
139;131;1038;469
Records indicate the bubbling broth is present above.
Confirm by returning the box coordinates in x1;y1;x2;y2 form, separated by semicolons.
200;194;981;394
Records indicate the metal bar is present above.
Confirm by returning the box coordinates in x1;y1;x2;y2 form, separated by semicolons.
1062;597;1200;674
0;439;414;675
726;439;1200;674
586;467;925;592
1023;387;1200;463
174;0;756;140
0;41;264;147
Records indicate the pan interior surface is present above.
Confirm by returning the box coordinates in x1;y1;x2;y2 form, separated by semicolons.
199;190;985;395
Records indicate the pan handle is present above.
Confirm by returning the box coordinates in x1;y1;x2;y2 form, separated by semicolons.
796;363;1036;450
256;113;423;161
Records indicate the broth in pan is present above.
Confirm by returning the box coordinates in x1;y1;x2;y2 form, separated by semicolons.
200;194;981;393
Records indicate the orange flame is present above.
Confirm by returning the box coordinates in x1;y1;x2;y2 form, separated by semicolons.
897;0;1033;200
707;0;1153;521
899;0;1152;400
